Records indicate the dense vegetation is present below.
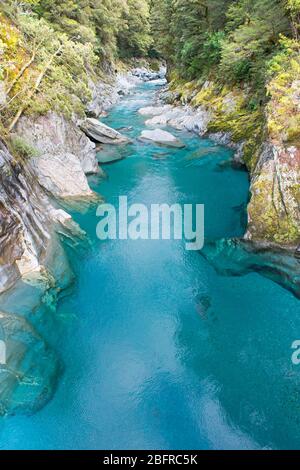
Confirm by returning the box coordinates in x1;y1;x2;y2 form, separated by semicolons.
1;1;299;146
151;0;299;85
150;0;300;154
0;0;151;132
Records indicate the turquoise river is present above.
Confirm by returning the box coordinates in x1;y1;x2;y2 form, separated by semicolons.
0;81;300;450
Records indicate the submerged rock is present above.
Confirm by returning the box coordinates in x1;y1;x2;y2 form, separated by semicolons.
0;311;61;416
80;118;131;145
140;129;185;148
200;238;300;299
97;152;125;164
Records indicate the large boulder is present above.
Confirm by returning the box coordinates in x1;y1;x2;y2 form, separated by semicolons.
141;104;212;135
30;152;95;200
140;129;185;148
138;105;173;116
16;113;98;175
80;118;131;145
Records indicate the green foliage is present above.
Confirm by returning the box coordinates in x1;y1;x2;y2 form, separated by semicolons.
0;0;153;128
220;0;290;85
118;0;151;58
150;0;293;85
266;36;300;143
34;0;151;62
10;136;40;159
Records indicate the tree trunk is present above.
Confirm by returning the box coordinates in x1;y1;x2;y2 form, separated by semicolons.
8;44;63;132
6;52;36;95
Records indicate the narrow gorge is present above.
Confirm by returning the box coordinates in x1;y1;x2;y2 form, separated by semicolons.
0;0;300;451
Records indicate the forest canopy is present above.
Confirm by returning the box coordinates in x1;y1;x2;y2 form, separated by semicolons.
1;0;299;132
150;0;300;87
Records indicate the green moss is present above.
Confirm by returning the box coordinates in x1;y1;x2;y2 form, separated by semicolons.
10;136;40;160
248;176;300;244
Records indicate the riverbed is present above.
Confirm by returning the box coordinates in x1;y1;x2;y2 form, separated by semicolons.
0;81;300;450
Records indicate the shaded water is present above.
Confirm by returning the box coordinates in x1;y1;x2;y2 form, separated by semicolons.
1;82;300;449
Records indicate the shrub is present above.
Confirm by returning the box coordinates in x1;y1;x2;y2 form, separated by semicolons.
10;136;40;160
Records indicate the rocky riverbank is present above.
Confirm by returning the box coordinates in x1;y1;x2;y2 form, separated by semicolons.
139;80;300;251
0;67;162;415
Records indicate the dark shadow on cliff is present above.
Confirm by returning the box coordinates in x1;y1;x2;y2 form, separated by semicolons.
200;238;300;300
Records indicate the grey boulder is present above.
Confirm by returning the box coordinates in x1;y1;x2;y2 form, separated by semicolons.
80;118;130;145
140;129;185;148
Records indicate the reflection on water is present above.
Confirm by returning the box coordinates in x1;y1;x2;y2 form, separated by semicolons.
0;82;299;450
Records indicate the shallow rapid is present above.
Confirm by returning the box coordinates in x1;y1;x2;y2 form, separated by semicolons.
0;82;300;450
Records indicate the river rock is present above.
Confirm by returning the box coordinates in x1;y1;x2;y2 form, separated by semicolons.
138;105;173;116
144;105;212;135
201;238;300;299
132;66;166;82
140;129;185;148
97;150;125;164
0;311;61;416
16;113;98;175
48;207;86;239
30;152;95;200
80;118;131;145
87;72;140;118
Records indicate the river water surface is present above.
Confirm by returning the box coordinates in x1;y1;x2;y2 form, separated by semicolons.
1;82;300;450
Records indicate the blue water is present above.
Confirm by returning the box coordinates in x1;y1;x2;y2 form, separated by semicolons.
1;82;300;449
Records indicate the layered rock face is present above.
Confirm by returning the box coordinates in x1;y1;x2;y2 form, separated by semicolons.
14;113;98;200
0;140;80;293
246;143;300;245
16;113;98;174
0;140;52;293
0;139;82;416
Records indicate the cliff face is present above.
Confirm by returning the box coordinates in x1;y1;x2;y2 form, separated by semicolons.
14;113;98;201
246;143;300;245
0;138;83;293
0;140;52;293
